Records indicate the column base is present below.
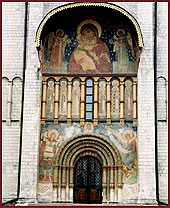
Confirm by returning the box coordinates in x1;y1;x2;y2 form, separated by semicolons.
41;119;46;124
80;119;85;126
93;119;98;126
15;198;38;206
67;119;71;125
54;119;58;125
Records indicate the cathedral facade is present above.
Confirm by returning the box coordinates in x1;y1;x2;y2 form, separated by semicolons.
2;2;168;206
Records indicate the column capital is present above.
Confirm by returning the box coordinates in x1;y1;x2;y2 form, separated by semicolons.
93;77;99;82
55;81;60;85
80;77;86;82
42;80;47;85
68;81;72;85
132;77;137;83
119;77;125;83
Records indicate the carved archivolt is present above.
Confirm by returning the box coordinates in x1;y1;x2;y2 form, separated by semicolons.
55;135;122;166
52;135;123;203
36;2;143;49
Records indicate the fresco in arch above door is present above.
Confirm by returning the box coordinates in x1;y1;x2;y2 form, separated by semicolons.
42;19;137;74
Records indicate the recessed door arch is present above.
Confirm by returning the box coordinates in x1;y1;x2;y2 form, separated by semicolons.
74;155;102;204
54;135;123;203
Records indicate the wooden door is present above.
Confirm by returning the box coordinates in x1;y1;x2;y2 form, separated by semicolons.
74;156;102;204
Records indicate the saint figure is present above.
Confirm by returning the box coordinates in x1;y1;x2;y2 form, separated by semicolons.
69;23;111;74
50;29;70;70
110;29;134;71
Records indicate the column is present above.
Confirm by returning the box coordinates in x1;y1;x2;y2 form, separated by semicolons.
107;166;110;201
93;78;99;126
80;78;85;126
53;166;59;202
65;166;69;202
54;80;59;124
61;166;66;202
132;77;138;125
119;78;125;126
69;166;74;202
117;166;123;202
110;166;115;202
41;80;47;124
67;80;72;125
102;166;107;203
7;81;12;125
114;167;118;202
106;79;111;124
58;166;62;202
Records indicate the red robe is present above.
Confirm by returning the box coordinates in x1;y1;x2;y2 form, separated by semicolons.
68;38;111;74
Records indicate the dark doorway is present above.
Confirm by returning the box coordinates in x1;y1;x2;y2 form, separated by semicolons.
74;156;102;204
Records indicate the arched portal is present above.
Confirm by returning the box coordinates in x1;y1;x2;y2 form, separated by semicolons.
53;135;123;203
37;2;140;204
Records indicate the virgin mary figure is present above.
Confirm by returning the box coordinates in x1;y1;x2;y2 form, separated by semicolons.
68;20;111;74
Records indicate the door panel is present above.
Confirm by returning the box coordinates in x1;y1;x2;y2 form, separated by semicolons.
74;156;102;204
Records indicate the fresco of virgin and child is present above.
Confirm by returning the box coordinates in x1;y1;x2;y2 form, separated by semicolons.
68;21;111;74
42;20;137;74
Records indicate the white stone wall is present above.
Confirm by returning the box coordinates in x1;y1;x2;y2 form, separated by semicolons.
136;2;168;203
157;2;168;203
136;2;156;204
2;2;25;201
18;2;43;203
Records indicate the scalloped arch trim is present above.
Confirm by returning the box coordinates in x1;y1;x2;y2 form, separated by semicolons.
35;2;143;48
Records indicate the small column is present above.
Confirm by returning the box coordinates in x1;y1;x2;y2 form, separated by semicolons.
93;78;99;126
117;166;123;203
119;78;125;126
65;166;69;202
58;166;62;202
69;166;74;202
107;166;110;201
52;187;57;202
132;77;138;125
53;166;59;202
67;80;72;125
106;79;111;125
7;81;12;125
80;78;86;126
110;166;115;202
61;166;66;202
114;167;118;202
102;166;107;203
41;81;47;124
54;80;60;124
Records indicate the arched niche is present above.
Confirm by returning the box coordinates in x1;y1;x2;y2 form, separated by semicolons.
36;2;143;75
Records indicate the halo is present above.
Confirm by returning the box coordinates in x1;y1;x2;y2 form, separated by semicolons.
112;80;119;87
77;20;102;38
117;29;125;37
122;130;134;141
56;29;64;36
48;129;59;140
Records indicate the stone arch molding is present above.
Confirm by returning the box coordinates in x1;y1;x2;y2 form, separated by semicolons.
52;135;123;203
35;2;144;49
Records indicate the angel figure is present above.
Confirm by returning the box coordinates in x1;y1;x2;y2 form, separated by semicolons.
50;29;71;70
110;29;134;71
39;129;61;181
106;128;137;180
